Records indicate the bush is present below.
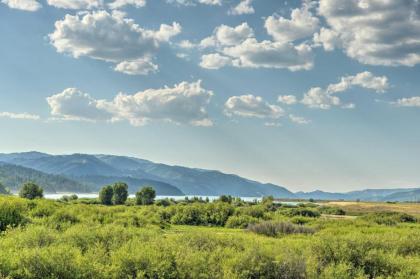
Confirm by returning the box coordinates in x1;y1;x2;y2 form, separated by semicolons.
319;206;346;216
225;215;259;229
0;199;26;231
113;182;129;205
247;221;315;237
286;207;320;218
135;187;156;205
19;182;43;200
362;212;417;226
99;185;113;205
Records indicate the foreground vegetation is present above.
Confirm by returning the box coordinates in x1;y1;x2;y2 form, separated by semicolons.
0;192;420;278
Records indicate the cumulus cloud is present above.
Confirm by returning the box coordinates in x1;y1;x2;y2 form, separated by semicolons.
198;22;314;71
47;81;214;126
327;72;389;94
224;95;284;119
302;71;389;109
393;97;420;107
0;112;40;120
318;0;420;66
108;0;145;9
278;95;297;105
301;87;341;109
200;23;254;47
114;58;158;75
313;27;340;51
1;0;41;11
167;0;221;6
47;0;101;9
47;88;112;121
289;114;311;125
229;0;254;16
222;39;313;71
49;11;180;75
265;4;319;43
200;53;232;69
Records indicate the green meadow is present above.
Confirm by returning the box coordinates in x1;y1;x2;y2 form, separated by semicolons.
1;195;419;279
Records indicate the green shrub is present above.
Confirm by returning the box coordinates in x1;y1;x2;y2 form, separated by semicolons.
247;221;315;237
19;182;43;200
0;199;27;231
225;215;259;229
286;207;320;218
319;206;346;216
362;212;417;226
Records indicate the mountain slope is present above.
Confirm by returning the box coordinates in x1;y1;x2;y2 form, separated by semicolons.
296;188;419;202
0;163;90;193
0;152;295;198
380;189;420;202
72;175;184;195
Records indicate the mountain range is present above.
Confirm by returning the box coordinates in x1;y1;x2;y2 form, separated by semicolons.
0;152;418;202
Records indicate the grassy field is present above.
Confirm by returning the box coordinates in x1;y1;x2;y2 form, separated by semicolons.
325;201;420;216
1;195;419;279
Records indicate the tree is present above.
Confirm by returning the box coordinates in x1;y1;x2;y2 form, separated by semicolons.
99;185;113;205
19;182;43;199
113;182;128;205
136;186;156;205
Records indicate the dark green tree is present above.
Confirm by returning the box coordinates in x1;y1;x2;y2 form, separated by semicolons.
136;186;156;205
112;182;129;205
19;182;43;199
99;185;114;205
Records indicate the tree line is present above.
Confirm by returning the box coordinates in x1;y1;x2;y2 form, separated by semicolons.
6;181;157;206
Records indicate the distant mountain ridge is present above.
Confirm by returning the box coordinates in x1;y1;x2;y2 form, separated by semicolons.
0;152;294;197
0;152;418;201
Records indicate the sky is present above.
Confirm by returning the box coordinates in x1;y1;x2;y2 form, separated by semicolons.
1;0;420;192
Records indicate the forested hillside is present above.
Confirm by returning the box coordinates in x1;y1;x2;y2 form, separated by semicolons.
0;164;90;193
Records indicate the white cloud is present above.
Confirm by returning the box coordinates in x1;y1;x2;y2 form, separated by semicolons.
114;58;158;75
318;0;420;66
47;81;214;126
289;114;311;125
200;23;254;48
49;11;180;75
301;87;341;109
393;97;420;107
198;22;314;71
47;88;112;121
47;0;102;9
278;95;297;105
265;5;319;43
313;27;340;51
1;0;41;11
200;53;232;69
178;40;196;49
229;0;254;16
167;0;221;6
302;71;389;109
224;94;284;119
0;112;40;120
326;71;389;94
222;39;314;71
108;0;145;9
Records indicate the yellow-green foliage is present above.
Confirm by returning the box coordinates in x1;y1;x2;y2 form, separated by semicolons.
0;196;419;279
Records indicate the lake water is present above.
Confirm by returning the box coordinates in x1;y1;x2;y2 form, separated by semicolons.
42;193;301;206
43;193;262;202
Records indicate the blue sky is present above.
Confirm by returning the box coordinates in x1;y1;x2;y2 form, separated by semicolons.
1;0;420;192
